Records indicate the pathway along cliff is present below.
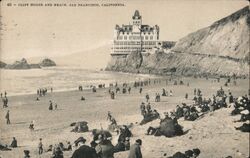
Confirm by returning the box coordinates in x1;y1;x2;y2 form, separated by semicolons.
106;6;249;78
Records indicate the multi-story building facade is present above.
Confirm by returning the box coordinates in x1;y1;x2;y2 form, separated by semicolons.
111;10;160;57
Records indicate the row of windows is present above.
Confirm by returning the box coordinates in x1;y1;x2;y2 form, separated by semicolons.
114;47;141;49
113;47;153;50
114;41;156;45
119;31;154;35
118;35;155;40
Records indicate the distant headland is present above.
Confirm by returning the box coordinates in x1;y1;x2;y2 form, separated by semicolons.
1;58;56;70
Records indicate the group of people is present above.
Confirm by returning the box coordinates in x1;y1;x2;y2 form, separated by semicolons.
146;111;184;137
37;88;50;97
49;100;58;111
2;96;8;108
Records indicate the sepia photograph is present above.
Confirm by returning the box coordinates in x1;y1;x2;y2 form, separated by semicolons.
0;0;249;157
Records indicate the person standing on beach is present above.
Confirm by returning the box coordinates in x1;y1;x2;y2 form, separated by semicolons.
5;110;10;124
128;87;131;94
0;93;2;98
4;91;7;97
38;138;43;155
128;139;142;158
49;100;53;111
107;111;112;122
139;87;143;94
145;94;149;102
51;87;53;93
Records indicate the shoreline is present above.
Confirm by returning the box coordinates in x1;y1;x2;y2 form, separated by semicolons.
0;77;249;158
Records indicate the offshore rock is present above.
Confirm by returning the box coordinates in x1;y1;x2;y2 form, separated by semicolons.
39;58;56;67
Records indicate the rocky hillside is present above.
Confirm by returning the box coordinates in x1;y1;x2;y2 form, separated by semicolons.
106;6;249;77
172;6;249;60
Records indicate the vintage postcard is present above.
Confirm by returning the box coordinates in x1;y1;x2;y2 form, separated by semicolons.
0;0;249;158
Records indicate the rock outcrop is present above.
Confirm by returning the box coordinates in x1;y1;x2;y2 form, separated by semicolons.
0;61;7;68
5;58;41;69
5;58;31;69
106;6;250;77
39;58;56;67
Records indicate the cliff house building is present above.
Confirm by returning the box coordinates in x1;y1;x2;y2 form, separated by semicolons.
111;10;160;57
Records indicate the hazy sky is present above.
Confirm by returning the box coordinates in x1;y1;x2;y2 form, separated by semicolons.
0;0;248;61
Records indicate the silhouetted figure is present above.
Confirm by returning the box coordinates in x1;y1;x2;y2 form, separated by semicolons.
6;110;10;124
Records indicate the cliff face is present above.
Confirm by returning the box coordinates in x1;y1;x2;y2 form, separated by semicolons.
172;6;249;60
106;6;249;77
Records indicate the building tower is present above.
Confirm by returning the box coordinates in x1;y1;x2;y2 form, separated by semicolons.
132;10;142;33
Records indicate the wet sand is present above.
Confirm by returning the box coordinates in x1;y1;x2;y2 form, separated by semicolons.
0;77;249;158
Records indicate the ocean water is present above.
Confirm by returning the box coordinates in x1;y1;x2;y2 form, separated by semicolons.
0;67;158;96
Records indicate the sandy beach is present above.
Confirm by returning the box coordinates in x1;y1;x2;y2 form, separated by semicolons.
0;77;249;158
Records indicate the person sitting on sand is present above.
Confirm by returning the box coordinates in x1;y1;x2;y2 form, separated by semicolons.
111;118;117;126
95;135;115;158
36;97;40;101
52;146;64;158
169;90;173;96
46;145;53;152
29;121;35;131
24;150;31;158
71;137;98;158
0;142;11;151
10;137;17;148
81;96;85;101
65;141;72;151
161;112;171;123
146;126;161;136
152;110;160;119
175;105;184;119
167;148;200;158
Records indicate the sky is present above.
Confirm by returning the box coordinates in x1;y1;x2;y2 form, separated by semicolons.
0;0;248;61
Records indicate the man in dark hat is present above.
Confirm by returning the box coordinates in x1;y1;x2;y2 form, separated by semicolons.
128;139;142;158
71;137;98;158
